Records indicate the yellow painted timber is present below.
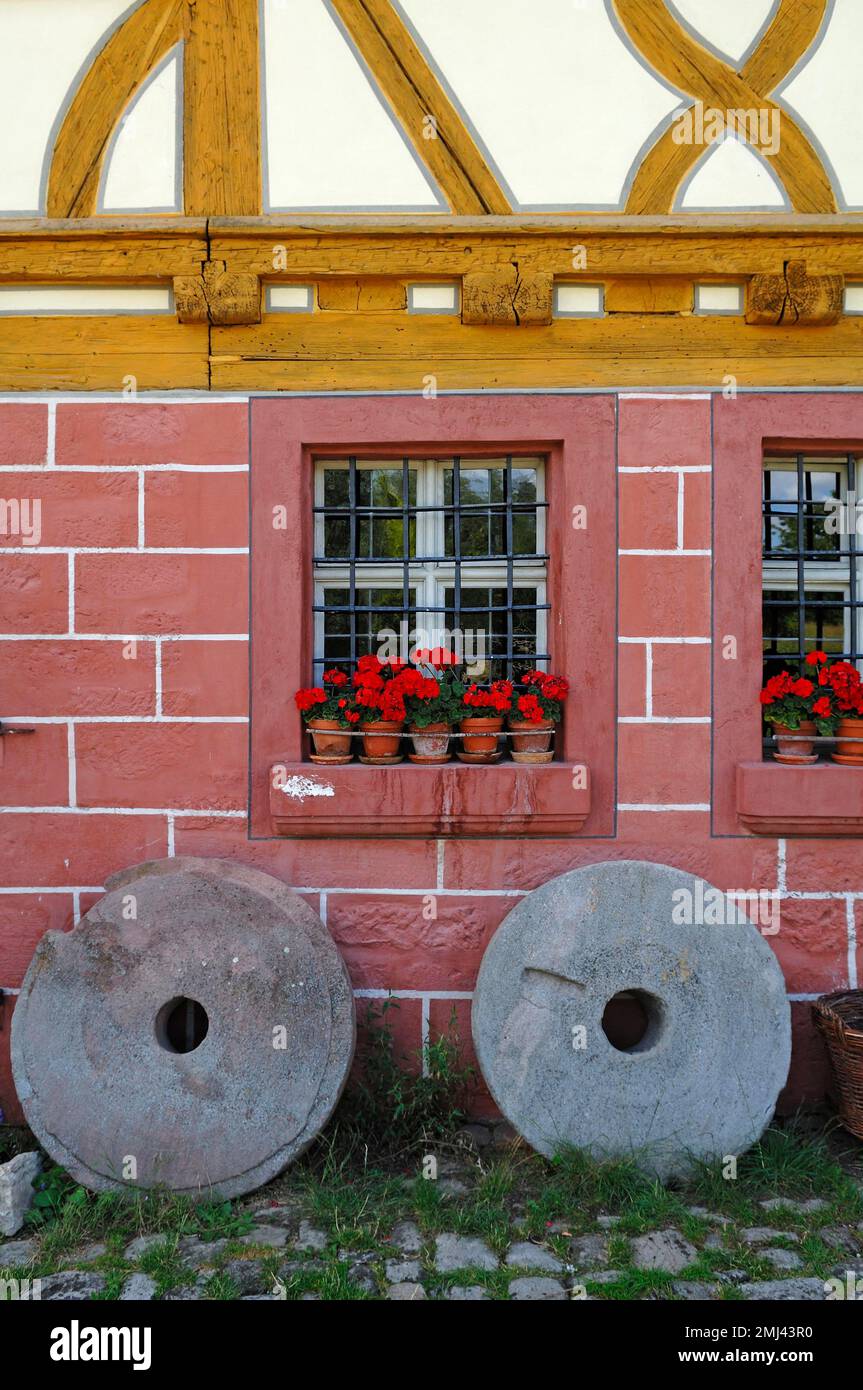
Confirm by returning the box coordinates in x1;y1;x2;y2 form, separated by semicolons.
604;278;693;313
209;309;863;391
0;221;208;282
0;316;208;391
182;0;261;216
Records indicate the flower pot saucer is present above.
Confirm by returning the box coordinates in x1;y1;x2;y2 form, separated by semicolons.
510;750;554;764
359;754;404;765
309;752;353;765
829;753;863;766
408;753;452;764
773;752;818;765
457;750;504;764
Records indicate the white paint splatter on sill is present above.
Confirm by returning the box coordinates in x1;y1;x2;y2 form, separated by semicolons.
281;774;335;801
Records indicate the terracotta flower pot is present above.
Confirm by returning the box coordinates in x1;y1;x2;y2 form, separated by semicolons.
360;719;404;760
772;719;817;764
508;717;555;756
408;721;451;762
460;716;504;755
832;716;863;766
307;718;352;757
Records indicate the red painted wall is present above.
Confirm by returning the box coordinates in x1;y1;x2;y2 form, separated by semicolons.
0;394;854;1124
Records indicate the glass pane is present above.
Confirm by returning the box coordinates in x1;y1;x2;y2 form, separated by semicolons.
762;588;845;683
323;468;349;506
764;464;842;558
445;585;539;680
324;516;350;556
443;459;540;559
321;587;416;668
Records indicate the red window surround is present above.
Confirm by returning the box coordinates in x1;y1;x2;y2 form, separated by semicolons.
714;392;863;836
249;394;616;838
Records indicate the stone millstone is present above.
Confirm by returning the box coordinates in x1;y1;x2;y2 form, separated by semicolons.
472;860;791;1179
11;858;355;1198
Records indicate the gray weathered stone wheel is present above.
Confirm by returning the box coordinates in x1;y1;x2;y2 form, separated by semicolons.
11;858;355;1197
472;860;790;1179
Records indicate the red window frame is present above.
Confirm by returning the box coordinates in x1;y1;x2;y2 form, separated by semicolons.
714;392;863;836
249;393;616;838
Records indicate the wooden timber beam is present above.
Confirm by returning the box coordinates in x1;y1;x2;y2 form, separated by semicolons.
182;0;262;216
46;0;184;218
328;0;511;215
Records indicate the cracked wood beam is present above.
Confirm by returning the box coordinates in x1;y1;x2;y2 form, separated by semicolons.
746;259;844;325
329;0;511;215
46;0;184;218
462;267;553;325
174;261;261;325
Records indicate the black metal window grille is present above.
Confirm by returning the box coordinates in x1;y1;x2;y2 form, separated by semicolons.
762;455;862;688
312;455;549;681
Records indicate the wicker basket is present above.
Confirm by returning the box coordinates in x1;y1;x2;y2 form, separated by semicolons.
812;990;863;1140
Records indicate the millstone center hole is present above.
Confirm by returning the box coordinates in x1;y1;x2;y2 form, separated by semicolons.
601;989;665;1054
155;996;209;1054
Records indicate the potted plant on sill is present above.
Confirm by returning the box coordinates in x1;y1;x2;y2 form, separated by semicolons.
508;670;569;763
759;655;837;763
294;668;359;762
400;657;463;764
352;654;408;763
458;679;513;760
824;658;863;766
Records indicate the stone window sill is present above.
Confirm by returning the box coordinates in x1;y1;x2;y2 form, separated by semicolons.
269;761;591;838
736;761;863;836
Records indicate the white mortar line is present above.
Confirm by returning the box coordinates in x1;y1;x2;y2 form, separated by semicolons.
0;464;249;474
319;891;327;926
5;715;249;724
0;806;246;816
137;469;145;548
0;886;104;894
777;839;787;894
166;813;175;857
297;886;525;898
619;549;710;557
617;803;711;812
618;636;711;644
618;466;711;474
353;989;474;1000
677;473;685;550
645;639;653;718
5;546;249;555
0;633;249;641
67;721;76;808
154;638;163;717
436;839;445;891
46;400;56;466
619;393;711;401
67;553;75;634
846;896;858;990
618;716;710;724
72;889;81;926
421;996;431;1077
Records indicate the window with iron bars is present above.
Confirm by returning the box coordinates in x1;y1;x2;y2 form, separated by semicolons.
312;455;548;682
762;454;863;729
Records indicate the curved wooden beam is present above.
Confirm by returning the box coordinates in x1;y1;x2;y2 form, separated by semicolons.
329;0;511;215
615;0;836;215
46;0;183;218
